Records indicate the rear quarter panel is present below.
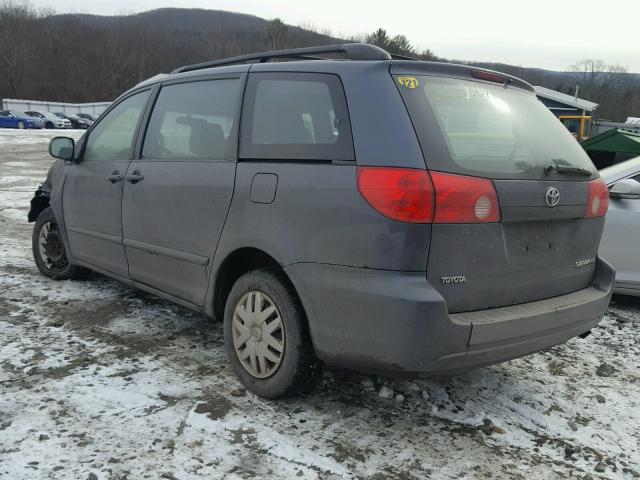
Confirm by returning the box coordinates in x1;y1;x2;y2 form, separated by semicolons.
209;162;432;271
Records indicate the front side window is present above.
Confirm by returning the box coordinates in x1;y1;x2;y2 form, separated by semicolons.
83;91;149;162
240;72;354;161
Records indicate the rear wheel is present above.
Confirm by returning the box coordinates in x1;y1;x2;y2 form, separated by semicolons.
45;121;53;129
17;121;24;129
32;207;86;280
223;270;320;399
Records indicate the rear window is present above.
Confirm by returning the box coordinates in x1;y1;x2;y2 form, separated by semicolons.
396;75;597;179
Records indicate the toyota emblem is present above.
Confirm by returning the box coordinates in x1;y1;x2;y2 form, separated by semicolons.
545;186;560;207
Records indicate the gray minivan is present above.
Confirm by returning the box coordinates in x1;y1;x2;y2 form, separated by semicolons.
29;44;614;398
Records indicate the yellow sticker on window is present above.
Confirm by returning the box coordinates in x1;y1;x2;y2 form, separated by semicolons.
397;76;419;89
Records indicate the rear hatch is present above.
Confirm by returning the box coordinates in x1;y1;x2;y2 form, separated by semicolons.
393;67;607;313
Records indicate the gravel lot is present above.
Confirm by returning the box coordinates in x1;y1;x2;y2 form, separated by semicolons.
1;129;639;480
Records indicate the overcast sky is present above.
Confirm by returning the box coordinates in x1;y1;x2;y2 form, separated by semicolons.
32;0;640;72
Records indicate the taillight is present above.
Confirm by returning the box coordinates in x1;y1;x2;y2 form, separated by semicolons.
585;177;609;218
357;168;434;223
356;168;501;224
430;171;501;223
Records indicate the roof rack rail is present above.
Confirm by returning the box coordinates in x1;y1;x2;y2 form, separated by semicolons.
171;43;391;74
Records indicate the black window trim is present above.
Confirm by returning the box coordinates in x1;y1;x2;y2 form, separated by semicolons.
239;71;355;163
134;72;247;163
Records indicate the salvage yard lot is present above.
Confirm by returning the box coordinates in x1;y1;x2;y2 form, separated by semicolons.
1;129;639;479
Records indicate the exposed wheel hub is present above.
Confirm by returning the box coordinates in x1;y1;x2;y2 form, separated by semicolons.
45;231;64;262
38;221;68;271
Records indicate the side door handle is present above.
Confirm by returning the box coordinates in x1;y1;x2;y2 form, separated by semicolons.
126;170;144;184
108;171;123;183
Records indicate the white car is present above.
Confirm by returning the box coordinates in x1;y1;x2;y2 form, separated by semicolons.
25;110;71;129
599;156;640;296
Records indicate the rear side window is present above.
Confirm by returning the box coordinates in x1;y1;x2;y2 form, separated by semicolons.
396;75;596;179
240;72;354;161
142;79;240;160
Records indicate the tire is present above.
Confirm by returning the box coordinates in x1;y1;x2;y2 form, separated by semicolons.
223;269;320;399
32;207;86;280
45;121;53;129
17;121;24;129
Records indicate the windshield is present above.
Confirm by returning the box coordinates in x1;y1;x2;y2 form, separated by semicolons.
396;75;597;179
11;111;27;117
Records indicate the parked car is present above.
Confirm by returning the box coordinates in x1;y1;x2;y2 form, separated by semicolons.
0;110;43;129
599;156;640;296
53;112;90;129
76;112;98;124
25;111;71;129
28;44;614;399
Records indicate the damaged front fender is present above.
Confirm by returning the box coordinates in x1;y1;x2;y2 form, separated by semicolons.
27;160;59;223
28;184;51;223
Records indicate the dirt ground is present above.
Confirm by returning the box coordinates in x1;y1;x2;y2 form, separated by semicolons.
1;129;639;480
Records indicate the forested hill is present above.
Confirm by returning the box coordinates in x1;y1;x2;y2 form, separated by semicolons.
1;5;638;120
0;7;338;104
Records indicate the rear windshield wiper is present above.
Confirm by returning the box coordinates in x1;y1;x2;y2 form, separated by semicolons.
544;164;593;177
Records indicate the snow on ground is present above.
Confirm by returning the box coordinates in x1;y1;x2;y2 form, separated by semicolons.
1;129;639;479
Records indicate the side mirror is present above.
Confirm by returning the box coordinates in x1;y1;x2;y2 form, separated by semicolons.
609;178;640;200
49;136;75;161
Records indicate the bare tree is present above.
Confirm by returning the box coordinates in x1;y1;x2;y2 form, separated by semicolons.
266;18;288;51
570;58;628;98
0;0;41;97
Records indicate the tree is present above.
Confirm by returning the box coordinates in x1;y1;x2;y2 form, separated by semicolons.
365;28;437;60
365;28;391;50
0;0;41;97
266;18;288;51
569;58;628;99
418;49;438;61
388;34;414;56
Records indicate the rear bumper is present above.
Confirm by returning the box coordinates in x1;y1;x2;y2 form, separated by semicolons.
285;257;614;374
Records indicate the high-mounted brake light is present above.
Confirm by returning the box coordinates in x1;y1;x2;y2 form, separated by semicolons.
585;177;609;218
357;168;501;224
471;69;506;84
